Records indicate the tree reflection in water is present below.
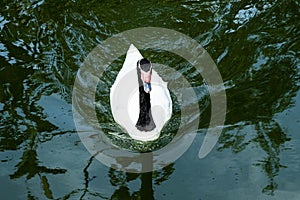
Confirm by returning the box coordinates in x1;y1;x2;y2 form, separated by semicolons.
215;23;298;195
0;67;68;198
253;121;290;195
200;0;299;195
0;1;71;198
109;164;174;200
78;152;175;199
0;50;68;198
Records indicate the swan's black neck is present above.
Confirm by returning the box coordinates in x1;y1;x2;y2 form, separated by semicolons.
135;60;156;132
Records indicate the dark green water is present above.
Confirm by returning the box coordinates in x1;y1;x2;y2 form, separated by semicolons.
1;0;299;199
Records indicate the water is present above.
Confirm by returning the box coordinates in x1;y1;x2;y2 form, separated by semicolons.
0;0;299;199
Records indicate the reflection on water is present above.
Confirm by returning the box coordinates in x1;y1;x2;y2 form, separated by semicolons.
0;0;299;199
108;162;174;200
218;120;291;195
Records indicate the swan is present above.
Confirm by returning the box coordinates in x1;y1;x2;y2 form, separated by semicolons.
110;44;172;141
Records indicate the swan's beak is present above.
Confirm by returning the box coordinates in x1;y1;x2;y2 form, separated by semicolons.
141;70;152;93
143;82;152;93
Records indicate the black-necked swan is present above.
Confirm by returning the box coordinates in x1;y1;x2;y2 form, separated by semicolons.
110;44;172;141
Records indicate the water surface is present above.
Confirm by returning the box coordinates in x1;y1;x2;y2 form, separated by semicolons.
0;0;299;199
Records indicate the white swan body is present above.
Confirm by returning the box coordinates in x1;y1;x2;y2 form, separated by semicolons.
110;44;172;141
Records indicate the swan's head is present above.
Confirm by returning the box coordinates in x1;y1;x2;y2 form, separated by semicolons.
138;58;152;93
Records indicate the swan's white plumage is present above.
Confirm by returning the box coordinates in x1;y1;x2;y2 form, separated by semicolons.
110;44;172;141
